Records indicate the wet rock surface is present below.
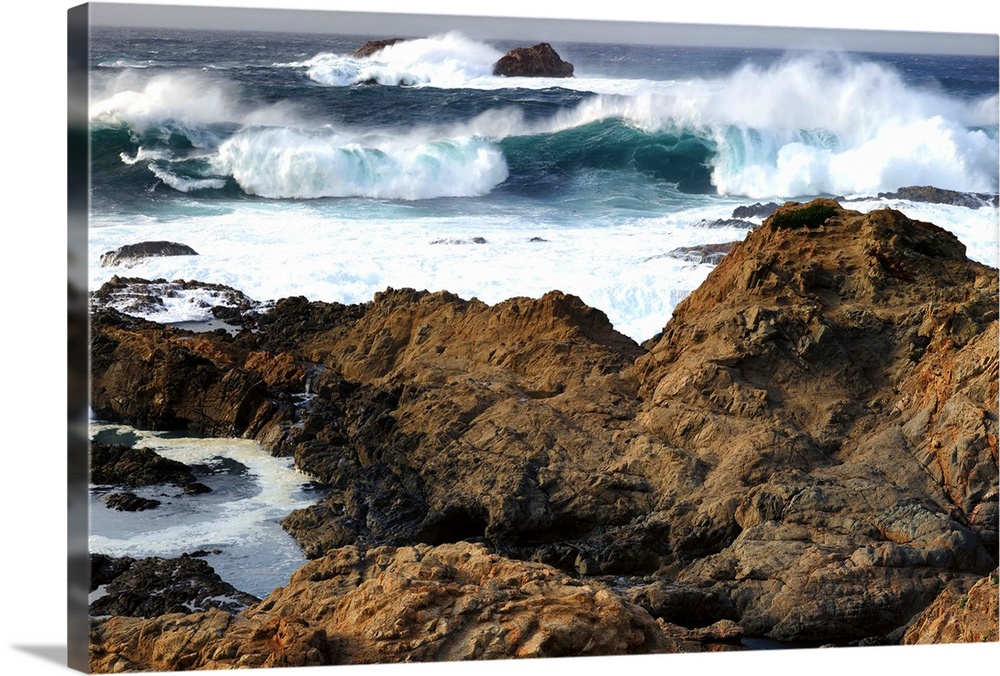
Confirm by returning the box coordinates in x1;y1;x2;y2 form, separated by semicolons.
876;185;999;208
89;554;260;618
90;441;209;494
99;241;198;268
104;491;162;512
352;38;405;57
90;276;260;320
89;200;998;665
493;42;574;77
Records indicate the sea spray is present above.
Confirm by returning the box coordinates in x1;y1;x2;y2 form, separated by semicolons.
214;128;509;199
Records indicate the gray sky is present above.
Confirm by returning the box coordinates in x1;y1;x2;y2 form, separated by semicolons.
87;2;999;56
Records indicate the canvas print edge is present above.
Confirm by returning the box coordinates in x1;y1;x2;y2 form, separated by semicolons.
66;0;996;672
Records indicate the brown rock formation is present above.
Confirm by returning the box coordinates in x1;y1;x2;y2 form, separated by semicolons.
89;542;674;670
492;43;574;77
89;199;999;658
902;569;999;643
352;38;406;58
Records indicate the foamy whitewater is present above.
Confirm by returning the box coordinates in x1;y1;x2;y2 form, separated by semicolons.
86;26;999;596
89;424;325;598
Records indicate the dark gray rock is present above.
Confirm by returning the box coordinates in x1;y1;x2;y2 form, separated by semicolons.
493;43;573;77
89;554;260;617
100;241;198;268
104;491;162;512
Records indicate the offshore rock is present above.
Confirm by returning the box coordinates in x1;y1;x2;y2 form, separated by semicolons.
89;200;999;647
89;542;675;670
666;241;739;266
732;201;781;219
493;43;574;77
99;241;198;268
353;38;405;57
876;185;998;208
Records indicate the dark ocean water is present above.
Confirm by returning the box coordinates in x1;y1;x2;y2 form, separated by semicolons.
89;27;998;208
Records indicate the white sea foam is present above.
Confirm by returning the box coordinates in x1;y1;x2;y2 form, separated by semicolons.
148;163;228;193
89;425;321;597
89;192;997;343
505;54;999;198
293;31;503;87
89;70;303;132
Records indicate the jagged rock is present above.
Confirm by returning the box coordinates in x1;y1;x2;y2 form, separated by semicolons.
352;38;405;58
89;554;260;618
89;542;674;671
666;241;739;265
695;217;757;229
99;241;198;268
104;491;161;511
89;309;303;437
732;202;781;219
89;200;998;649
90;276;259;320
493;43;573;77
632;199;998;642
902;569;999;643
91;554;136;592
90;441;208;493
877;185;998;208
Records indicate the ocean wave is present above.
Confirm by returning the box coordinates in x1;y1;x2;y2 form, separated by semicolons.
149;163;228;193
90;49;998;201
287;31;503;87
507;53;1000;197
89;70;304;132
213;127;509;199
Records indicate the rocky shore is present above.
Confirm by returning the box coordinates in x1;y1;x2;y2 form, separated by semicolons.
88;200;998;669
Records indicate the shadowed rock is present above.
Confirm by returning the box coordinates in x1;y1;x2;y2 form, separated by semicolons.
89;554;260;618
100;241;198;268
353;38;405;57
877;185;998;208
493;43;573;77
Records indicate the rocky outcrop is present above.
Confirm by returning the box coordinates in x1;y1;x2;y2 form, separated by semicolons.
90;276;260;321
902;569;998;643
876;185;998;208
100;241;198;268
89;200;998;655
89;542;674;670
732;202;781;219
90;441;209;494
666;241;739;265
352;38;405;58
493;43;573;77
89;554;260;618
630;199;998;642
104;492;161;511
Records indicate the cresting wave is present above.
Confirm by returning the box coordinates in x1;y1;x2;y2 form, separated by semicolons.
287;31;504;87
90;44;999;200
214;129;509;199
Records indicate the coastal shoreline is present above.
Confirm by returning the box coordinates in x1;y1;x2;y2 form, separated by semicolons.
85;200;999;670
